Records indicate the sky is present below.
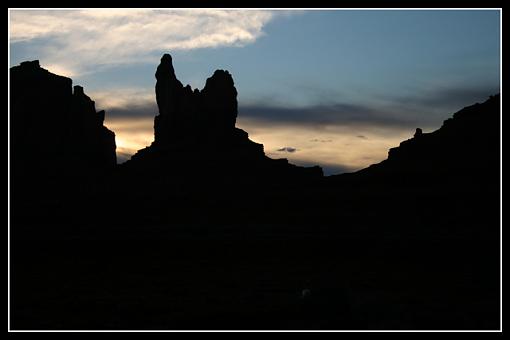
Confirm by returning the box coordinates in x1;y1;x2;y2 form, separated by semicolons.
9;9;501;175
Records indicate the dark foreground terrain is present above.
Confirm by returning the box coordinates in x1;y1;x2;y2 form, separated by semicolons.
11;234;499;330
10;58;500;330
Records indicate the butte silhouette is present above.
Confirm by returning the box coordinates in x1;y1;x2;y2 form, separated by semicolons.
124;53;323;182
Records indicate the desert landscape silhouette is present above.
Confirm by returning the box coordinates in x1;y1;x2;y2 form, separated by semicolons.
9;54;500;330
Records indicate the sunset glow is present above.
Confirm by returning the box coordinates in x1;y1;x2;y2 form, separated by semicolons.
10;9;500;175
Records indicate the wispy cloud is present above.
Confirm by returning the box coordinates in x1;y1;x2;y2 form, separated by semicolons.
9;9;276;76
88;88;156;111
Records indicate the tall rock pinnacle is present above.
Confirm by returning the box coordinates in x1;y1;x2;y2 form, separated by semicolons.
155;54;180;118
201;70;238;134
153;53;239;146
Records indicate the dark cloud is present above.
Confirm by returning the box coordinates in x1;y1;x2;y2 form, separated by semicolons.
102;102;158;119
239;102;422;129
393;86;500;111
239;85;498;130
103;119;154;134
98;85;498;135
277;147;297;153
102;100;417;138
98;97;414;128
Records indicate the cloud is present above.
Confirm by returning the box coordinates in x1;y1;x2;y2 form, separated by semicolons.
239;103;421;130
86;87;432;132
379;85;500;121
86;85;498;134
239;84;499;131
105;105;158;121
393;86;500;111
44;63;79;78
9;9;277;76
277;147;297;153
89;88;155;111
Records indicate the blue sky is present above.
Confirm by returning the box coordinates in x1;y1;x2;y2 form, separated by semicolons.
9;9;500;174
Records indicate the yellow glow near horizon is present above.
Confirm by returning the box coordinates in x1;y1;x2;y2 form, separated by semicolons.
104;117;154;162
105;115;413;174
44;64;77;78
238;119;413;173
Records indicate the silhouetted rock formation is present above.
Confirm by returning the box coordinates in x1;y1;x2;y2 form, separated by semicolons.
126;54;322;180
326;93;500;242
154;54;238;145
346;94;500;180
10;60;117;172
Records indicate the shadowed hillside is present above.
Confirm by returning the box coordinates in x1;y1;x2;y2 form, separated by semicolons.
10;57;500;330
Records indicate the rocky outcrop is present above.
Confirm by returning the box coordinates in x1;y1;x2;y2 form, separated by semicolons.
126;53;322;180
69;85;117;168
387;94;499;166
10;60;117;172
153;54;239;146
343;94;500;180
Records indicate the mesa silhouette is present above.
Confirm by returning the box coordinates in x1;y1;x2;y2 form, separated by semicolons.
11;60;116;173
10;56;500;330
